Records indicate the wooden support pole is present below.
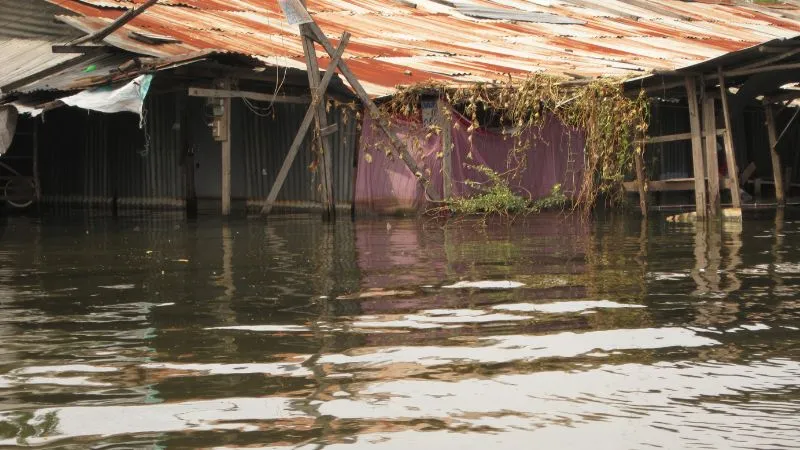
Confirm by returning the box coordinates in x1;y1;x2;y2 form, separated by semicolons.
220;79;232;216
718;68;742;208
72;0;158;45
32;119;40;202
300;24;335;219
685;77;707;218
436;99;453;200
261;33;350;215
305;21;440;202
634;145;647;215
765;105;786;205
703;96;720;214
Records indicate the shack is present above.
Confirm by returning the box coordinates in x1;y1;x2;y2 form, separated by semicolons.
2;0;800;217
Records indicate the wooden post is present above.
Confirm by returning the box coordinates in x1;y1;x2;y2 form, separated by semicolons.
717;68;741;208
300;24;335;219
703;96;720;214
32;119;40;202
765;105;785;205
436;99;453;200
219;79;232;216
261;33;350;215
634;146;647;215
685;77;707;218
306;21;440;202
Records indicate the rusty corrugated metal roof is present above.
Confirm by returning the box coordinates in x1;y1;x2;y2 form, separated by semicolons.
40;0;800;96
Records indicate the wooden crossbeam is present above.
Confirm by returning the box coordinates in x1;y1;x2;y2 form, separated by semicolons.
304;21;441;202
188;87;309;104
260;33;350;215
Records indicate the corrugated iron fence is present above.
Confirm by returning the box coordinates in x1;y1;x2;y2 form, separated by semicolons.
34;92;358;212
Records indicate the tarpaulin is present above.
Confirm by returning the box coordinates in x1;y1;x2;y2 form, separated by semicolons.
354;105;585;214
60;74;153;123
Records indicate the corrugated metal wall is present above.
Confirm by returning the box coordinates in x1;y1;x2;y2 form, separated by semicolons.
37;93;186;209
32;91;359;212
231;98;358;211
0;0;80;40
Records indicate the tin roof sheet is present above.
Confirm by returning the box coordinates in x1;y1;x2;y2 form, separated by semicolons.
37;0;800;96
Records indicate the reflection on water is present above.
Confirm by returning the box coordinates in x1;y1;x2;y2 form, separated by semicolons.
0;212;798;449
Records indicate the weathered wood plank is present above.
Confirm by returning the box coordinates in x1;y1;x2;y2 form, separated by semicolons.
261;33;350;215
765;105;785;205
685;77;707;217
718;68;742;208
703;96;720;214
306;21;440;202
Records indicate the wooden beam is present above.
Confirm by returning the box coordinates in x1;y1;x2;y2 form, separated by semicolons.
634;145;647;215
436;99;454;200
718;68;741;208
740;162;756;186
725;62;800;78
72;0;159;45
219;79;232;216
188;87;309;104
51;45;106;54
301;23;335;219
319;123;338;136
306;21;440;202
686;77;707;217
644;129;724;144
735;47;800;71
623;177;734;193
765;105;786;205
261;33;349;215
703;96;720;214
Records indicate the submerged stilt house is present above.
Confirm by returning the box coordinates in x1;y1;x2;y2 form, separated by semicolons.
2;0;800;217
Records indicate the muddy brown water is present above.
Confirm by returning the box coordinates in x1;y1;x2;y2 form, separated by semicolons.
0;211;798;449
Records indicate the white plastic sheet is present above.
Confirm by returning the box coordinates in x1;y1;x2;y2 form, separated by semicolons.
60;74;153;122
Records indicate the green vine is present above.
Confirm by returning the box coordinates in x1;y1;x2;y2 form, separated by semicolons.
379;74;650;215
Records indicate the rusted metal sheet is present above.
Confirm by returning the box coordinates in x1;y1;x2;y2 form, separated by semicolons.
36;0;800;96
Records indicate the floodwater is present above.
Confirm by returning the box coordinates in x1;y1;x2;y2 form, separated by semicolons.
0;211;798;449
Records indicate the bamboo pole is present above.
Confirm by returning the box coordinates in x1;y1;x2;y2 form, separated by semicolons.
765;105;786;205
703;96;720;214
261;33;350;215
305;21;440;202
685;77;707;218
300;24;335;219
717;68;742;208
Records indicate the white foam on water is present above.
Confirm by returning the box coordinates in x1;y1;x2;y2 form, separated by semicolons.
141;362;312;377
493;300;645;313
13;365;119;375
207;325;310;332
320;327;719;367
0;397;306;446
98;284;136;290
442;281;525;289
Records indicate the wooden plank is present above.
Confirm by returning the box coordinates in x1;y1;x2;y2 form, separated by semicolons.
32;120;40;202
685;77;707;217
634;146;647;215
72;0;159;45
219;79;232;216
306;21;440;202
718;69;741;208
261;33;349;215
301;24;335;219
703;96;720;214
320;123;338;136
644;129;724;144
436;99;453;200
188;87;309;104
623;177;734;193
765;105;786;205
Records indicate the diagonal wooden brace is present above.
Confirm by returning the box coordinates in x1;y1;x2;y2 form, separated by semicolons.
304;22;441;202
261;32;351;215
